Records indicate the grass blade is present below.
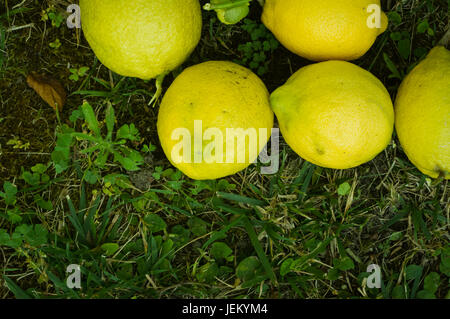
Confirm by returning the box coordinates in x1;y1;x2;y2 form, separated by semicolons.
3;276;32;299
216;192;266;206
66;196;86;240
242;217;277;286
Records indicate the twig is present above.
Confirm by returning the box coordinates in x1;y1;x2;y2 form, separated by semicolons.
438;26;450;48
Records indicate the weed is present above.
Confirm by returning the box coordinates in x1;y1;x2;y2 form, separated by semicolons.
236;19;279;76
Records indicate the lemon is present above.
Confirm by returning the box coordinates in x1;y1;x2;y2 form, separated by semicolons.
394;46;450;179
262;0;388;61
79;0;202;80
157;61;274;180
270;61;394;169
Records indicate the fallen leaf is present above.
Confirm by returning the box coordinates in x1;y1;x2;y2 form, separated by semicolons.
26;72;66;111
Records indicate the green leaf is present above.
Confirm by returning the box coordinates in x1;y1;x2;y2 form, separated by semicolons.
440;261;450;277
219;266;233;276
280;258;294;276
69;108;83;123
101;243;119;256
15;224;32;236
337;182;351;196
440;248;450;269
389;231;403;241
95;150;109;168
196;262;219;283
113;152;141;171
22;171;40;185
392;285;406;299
171;225;190;247
423;272;440;294
56;130;74;148
416;290;436;299
327;268;340;281
333;257;355;271
383;53;402;79
7;209;22;224
25;224;48;247
31;163;48;174
217;179;236;191
187;217;208;236
0;229;12;246
236;256;262;281
390;31;402;41
52;132;73;174
34;195;53;211
1;182;17;205
405;264;423;280
116;124;139;141
388;11;402;25
417;20;429;33
78;66;89;76
161;239;174;256
144;214;167;233
81;102;101;137
397;38;411;60
84;170;99;185
210;242;233;261
219;5;249;25
117;263;133;280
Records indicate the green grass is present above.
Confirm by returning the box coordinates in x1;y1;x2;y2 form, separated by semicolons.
0;0;449;299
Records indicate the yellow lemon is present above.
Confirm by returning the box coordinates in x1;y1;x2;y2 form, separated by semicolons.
395;46;450;179
79;0;202;80
157;61;274;180
262;0;388;61
270;61;394;169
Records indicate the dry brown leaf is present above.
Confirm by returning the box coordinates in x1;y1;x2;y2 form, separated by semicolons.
26;72;67;111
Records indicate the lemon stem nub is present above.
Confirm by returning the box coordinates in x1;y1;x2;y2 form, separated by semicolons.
148;73;167;107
